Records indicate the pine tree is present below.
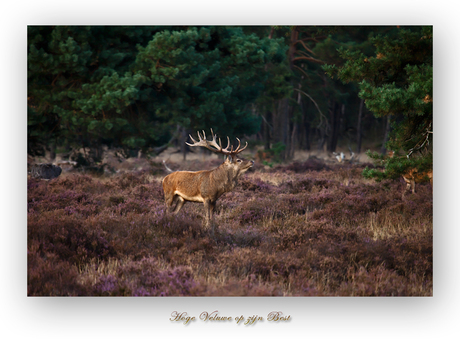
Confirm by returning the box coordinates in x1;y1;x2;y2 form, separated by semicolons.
324;26;433;180
27;26;286;158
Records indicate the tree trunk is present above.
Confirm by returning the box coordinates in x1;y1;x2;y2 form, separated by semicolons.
298;90;311;150
271;98;293;161
381;115;391;154
317;128;325;151
268;26;274;40
286;102;294;160
327;101;341;153
180;126;188;161
289;123;297;159
288;84;302;157
49;139;56;161
262;27;275;152
279;98;290;161
357;98;364;154
303;121;311;150
288;27;299;70
272;101;281;147
263;110;271;151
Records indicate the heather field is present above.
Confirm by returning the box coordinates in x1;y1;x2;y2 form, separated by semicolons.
27;156;433;296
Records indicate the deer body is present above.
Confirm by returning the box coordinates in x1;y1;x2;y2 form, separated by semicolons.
162;130;253;228
402;168;433;195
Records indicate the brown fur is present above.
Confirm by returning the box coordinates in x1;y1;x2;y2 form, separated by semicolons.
387;151;432;196
162;156;254;228
402;168;433;195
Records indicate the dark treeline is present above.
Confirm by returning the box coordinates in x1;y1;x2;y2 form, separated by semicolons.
28;26;432;178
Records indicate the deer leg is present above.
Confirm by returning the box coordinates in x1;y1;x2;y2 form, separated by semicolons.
203;200;213;228
208;201;218;233
411;180;416;194
173;196;185;214
165;192;177;213
402;181;410;199
209;201;217;225
209;201;216;216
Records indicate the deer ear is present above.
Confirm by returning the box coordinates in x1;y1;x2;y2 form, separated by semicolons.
227;155;233;163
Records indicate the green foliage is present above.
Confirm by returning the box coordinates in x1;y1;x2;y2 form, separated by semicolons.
28;26;286;155
362;149;433;182
282;26;394;151
324;26;433;178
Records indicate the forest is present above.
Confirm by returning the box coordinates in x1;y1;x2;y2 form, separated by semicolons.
27;25;433;296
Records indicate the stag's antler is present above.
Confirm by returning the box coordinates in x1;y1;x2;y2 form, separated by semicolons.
186;129;248;156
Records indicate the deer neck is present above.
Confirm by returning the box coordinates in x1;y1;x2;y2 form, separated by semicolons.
212;163;239;193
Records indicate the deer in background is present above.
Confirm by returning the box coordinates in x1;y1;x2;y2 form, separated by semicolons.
162;129;254;230
387;150;433;196
333;146;355;164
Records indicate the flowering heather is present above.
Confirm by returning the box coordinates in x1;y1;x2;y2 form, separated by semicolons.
28;158;432;296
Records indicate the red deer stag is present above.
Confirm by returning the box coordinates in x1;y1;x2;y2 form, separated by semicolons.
162;129;254;229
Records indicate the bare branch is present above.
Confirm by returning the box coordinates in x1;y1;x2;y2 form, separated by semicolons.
406;122;433;158
152;125;181;155
292;56;324;64
293;88;329;130
293;39;316;55
292;65;309;78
